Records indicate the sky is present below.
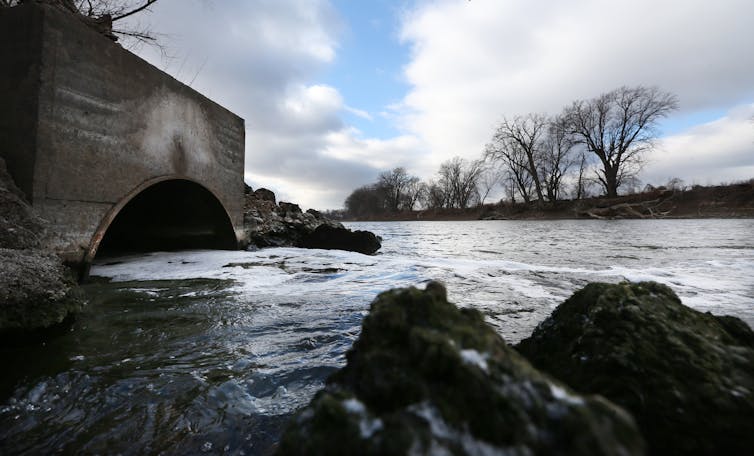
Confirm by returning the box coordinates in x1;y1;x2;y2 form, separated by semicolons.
125;0;754;210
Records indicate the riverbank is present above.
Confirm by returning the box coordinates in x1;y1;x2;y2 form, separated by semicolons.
342;181;754;221
0;158;84;334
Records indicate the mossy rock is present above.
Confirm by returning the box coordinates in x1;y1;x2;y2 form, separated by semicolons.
516;281;754;455
0;248;84;331
278;282;644;455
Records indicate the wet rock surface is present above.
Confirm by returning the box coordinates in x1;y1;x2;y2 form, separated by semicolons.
0;158;84;332
277;282;644;455
244;186;381;254
300;224;382;255
0;248;82;331
516;281;754;456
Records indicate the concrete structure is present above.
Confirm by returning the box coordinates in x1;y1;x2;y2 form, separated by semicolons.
0;3;246;273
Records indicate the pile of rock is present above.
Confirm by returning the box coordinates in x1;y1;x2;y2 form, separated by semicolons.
278;280;754;455
243;185;381;255
0;158;83;333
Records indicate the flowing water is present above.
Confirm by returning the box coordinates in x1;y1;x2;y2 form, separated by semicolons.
2;219;753;454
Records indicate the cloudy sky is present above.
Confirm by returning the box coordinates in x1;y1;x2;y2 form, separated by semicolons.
126;0;754;210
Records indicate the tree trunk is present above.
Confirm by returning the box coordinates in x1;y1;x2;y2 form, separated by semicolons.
526;152;544;202
604;166;619;198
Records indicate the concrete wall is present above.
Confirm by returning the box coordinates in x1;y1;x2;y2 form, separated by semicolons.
0;4;43;200
0;3;245;265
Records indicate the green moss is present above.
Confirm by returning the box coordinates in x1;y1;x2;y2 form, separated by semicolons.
517;281;754;455
0;249;85;331
278;282;644;455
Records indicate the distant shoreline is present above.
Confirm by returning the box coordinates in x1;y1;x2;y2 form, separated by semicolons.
340;181;754;222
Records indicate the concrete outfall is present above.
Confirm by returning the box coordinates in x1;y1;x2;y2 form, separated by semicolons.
0;2;245;275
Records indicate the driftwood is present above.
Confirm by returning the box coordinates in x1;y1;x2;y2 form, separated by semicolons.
580;196;676;220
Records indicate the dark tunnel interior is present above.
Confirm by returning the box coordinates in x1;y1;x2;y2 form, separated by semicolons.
95;180;238;258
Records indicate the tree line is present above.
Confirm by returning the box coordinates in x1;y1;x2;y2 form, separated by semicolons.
344;158;494;217
344;85;678;217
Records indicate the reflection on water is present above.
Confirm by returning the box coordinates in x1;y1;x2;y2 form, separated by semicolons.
1;219;753;454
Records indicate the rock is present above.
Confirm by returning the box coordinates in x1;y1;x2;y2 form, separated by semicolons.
254;187;276;204
300;224;382;255
278;201;302;215
1;158;45;249
0;157;84;332
277;282;644;455
242;187;381;253
516;282;754;455
0;248;83;331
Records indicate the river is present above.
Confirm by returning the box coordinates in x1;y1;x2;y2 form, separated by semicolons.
2;219;753;454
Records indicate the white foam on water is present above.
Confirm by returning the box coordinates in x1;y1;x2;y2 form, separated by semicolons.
91;219;754;335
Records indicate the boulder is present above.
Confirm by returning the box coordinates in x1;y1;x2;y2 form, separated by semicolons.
277;282;644;455
516;282;754;455
254;187;277;204
300;224;382;255
278;201;302;215
0;248;83;331
242;187;381;253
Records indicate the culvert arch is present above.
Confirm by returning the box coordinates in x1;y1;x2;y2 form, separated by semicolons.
84;176;239;274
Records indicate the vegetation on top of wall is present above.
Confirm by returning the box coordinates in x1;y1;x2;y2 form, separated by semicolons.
1;0;160;45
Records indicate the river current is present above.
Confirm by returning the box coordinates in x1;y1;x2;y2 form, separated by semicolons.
2;219;753;454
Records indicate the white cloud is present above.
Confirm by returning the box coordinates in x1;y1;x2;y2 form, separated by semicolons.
344;106;373;120
647;104;754;186
398;0;754;178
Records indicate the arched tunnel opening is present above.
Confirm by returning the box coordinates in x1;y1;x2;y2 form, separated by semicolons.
95;179;238;259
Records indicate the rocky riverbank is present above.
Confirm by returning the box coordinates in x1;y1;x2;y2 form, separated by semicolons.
0;158;83;333
244;185;381;254
278;281;754;455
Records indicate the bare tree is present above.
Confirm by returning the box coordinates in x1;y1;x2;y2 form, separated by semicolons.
485;135;535;204
2;0;160;45
487;114;548;202
378;167;415;212
573;150;590;200
437;157;484;209
423;180;448;210
540;117;576;202
502;171;519;204
561;86;678;197
478;165;503;205
402;177;426;211
666;177;685;191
